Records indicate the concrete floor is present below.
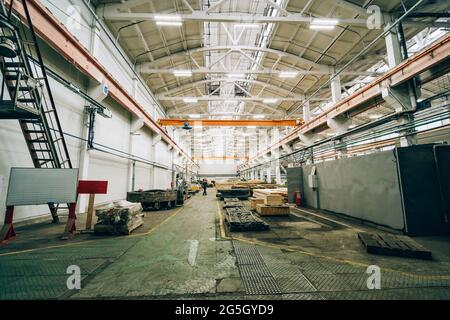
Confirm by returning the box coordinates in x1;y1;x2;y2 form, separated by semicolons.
0;191;449;300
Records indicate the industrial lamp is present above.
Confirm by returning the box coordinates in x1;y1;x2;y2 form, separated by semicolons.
182;121;193;130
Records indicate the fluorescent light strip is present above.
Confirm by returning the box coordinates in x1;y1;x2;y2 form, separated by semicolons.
311;18;338;25
188;114;201;118
279;71;298;78
173;70;192;77
154;15;182;21
310;24;335;30
262;99;278;104
156;21;183;27
253;115;265;119
184;98;198;103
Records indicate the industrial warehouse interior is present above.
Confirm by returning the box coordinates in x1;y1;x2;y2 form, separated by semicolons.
0;0;449;307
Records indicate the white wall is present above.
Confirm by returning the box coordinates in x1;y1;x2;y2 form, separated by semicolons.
198;160;238;176
0;1;184;224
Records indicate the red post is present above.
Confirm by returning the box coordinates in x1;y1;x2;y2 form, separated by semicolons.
1;206;16;242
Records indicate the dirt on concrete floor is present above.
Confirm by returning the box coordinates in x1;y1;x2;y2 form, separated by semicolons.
1;193;449;300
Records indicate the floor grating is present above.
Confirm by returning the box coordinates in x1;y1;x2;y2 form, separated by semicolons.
232;242;281;295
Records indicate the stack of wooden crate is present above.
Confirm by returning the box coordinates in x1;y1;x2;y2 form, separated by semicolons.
251;188;290;216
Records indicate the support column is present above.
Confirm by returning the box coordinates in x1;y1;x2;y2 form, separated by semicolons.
329;74;349;158
385;23;402;69
89;14;102;59
77;81;109;214
383;22;418;147
274;160;281;184
151;134;163;187
330;74;342;104
77;18;107;214
266;167;272;183
327;115;351;159
127;117;144;192
272;128;282;184
303;101;311;122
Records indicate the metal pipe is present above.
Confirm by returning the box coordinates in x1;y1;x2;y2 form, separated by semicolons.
242;108;450;172
131;160;136;191
287;0;426;117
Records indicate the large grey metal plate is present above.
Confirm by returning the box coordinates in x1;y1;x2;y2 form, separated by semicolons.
6;168;79;206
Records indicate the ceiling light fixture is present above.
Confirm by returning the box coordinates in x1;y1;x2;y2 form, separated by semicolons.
263;98;278;104
279;71;298;78
188;114;201;118
174;70;192;77
309;24;335;30
156;21;183;27
253;115;265;119
183;98;198;103
154;15;182;21
311;18;338;25
310;18;338;30
154;15;182;26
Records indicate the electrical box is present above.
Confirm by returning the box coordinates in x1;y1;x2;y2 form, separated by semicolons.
308;174;318;189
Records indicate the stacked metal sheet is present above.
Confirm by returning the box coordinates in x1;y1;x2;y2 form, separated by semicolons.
94;200;144;235
217;188;250;200
225;206;270;232
223;198;245;208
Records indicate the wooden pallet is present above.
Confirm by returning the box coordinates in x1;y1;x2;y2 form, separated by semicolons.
256;204;290;216
358;232;432;260
253;188;287;205
249;197;264;210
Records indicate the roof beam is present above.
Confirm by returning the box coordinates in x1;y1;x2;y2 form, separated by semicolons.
141;66;383;77
138;45;328;71
158;119;299;127
99;8;368;25
99;7;438;27
157;96;324;102
168;102;286;115
157;78;306;97
168;112;283;117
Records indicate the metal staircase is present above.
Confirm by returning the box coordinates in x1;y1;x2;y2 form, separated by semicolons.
0;0;72;222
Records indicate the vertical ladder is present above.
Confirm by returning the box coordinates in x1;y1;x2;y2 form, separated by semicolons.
0;0;72;222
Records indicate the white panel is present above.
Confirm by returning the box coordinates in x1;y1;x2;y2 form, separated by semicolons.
199;160;238;176
6;168;79;206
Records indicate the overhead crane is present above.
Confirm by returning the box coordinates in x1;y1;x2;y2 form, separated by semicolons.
158;119;302;127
